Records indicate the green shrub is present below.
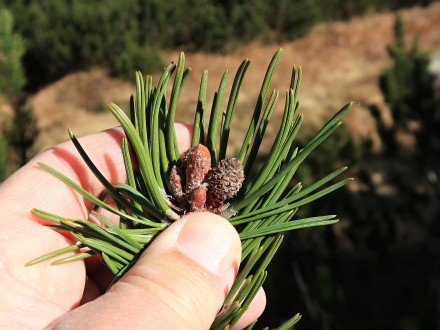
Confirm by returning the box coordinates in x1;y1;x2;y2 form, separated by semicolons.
0;8;26;96
375;14;438;157
267;0;322;40
1;0;436;88
3;103;39;166
1;0;163;85
0;135;8;180
0;8;39;167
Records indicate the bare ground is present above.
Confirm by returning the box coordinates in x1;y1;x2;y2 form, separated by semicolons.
28;2;440;155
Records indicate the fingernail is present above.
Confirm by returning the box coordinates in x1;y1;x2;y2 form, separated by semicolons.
177;213;240;276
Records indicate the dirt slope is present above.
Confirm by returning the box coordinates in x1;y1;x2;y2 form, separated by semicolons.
29;2;440;154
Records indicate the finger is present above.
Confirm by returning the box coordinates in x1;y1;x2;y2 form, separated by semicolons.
0;123;193;225
175;122;194;158
49;212;241;329
0;127;127;224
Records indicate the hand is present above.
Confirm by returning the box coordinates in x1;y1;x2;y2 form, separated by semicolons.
0;124;266;329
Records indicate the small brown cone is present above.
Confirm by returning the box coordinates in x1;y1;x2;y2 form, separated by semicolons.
185;144;211;196
190;186;207;212
205;158;244;210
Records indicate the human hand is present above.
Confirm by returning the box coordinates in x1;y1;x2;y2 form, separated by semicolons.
0;124;265;329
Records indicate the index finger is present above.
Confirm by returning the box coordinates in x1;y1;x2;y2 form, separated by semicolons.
0;123;193;224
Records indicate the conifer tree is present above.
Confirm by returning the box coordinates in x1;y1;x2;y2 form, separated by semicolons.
373;13;438;157
0;9;39;168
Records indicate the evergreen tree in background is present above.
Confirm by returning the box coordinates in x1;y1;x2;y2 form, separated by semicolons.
0;9;25;97
0;135;7;180
0;8;39;170
370;13;439;205
0;0;435;89
372;13;438;157
4;102;39;167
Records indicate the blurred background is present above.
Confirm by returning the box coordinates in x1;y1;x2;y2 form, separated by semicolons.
1;0;440;329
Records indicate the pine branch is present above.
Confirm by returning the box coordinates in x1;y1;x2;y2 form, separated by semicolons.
28;49;352;329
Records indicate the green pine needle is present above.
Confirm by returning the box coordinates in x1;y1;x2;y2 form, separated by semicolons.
25;244;83;266
219;59;250;159
192;70;208;146
238;48;283;162
206;70;229;164
277;313;302;329
239;216;339;240
51;251;96;265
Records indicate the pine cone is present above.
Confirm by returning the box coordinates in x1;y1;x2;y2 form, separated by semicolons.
169;165;185;205
205;158;244;209
189;185;207;212
185;144;211;196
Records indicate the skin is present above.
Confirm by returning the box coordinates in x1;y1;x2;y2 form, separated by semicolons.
0;123;265;329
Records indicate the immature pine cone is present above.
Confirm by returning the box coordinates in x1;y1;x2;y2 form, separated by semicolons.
185;144;211;197
190;185;207;212
205;158;244;209
169;165;185;205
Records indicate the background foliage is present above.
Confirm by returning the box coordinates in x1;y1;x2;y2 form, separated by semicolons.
0;8;38;178
0;0;436;88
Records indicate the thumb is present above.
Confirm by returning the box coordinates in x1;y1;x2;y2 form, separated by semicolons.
50;212;241;329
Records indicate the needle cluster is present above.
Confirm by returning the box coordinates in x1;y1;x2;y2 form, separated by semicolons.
28;49;352;329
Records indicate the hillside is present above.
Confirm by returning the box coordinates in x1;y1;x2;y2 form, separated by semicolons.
29;2;440;154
